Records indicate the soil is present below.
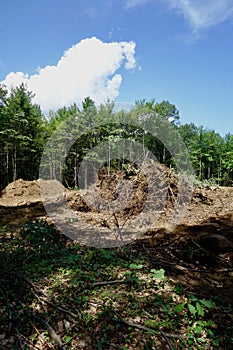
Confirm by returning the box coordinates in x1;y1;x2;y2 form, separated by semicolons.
0;169;232;234
0;168;233;302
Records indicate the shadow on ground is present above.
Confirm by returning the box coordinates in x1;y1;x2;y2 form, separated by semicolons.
0;218;233;349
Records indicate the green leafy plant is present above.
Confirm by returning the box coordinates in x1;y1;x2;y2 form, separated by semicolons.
175;295;215;317
150;268;165;282
123;271;141;289
129;263;143;270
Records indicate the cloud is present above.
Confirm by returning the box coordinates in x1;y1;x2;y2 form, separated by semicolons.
125;0;233;31
1;37;136;112
125;0;152;9
167;0;233;31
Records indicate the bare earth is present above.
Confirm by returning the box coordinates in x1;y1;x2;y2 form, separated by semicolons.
0;173;233;302
0;175;232;232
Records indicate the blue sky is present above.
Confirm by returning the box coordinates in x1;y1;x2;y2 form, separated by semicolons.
1;0;233;136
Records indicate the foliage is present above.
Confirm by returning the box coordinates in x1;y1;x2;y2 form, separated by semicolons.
0;83;44;190
178;123;232;185
0;84;232;188
0;221;232;349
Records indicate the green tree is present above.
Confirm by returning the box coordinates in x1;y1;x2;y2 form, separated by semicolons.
0;84;44;189
221;133;233;185
178;123;227;184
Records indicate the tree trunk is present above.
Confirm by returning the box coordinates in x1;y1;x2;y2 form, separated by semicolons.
12;148;17;182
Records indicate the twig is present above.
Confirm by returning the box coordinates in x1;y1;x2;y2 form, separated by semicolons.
146;257;212;273
14;327;41;350
0;285;13;332
10;270;39;290
92;280;126;287
75;279;127;294
32;291;47;313
9;270;80;318
113;310;156;332
112;309;187;339
191;239;205;251
38;294;80;319
161;331;173;350
15;329;24;350
33;314;66;350
22;253;35;266
168;184;176;204
13;295;69;349
168;233;189;247
113;213;124;242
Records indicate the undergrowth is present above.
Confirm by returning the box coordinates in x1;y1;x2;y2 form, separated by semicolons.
0;220;232;349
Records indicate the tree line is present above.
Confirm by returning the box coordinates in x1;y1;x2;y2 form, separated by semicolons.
0;83;232;191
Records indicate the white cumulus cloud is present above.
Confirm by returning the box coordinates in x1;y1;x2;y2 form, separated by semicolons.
166;0;233;31
1;37;136;112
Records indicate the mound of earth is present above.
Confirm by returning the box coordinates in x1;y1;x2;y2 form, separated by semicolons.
0;179;43;224
0;179;42;206
0;165;233;241
0;178;91;224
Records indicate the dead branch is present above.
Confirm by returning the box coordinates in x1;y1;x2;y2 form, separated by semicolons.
9;296;65;350
112;309;188;339
160;331;173;350
0;285;13;333
92;280;126;287
168;184;176;204
9;270;80;318
14;327;41;350
34;314;66;350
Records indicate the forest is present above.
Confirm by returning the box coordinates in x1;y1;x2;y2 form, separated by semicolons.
0;83;232;191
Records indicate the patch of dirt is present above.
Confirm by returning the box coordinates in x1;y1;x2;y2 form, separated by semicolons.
0;167;232;234
0;167;233;348
1;168;233;266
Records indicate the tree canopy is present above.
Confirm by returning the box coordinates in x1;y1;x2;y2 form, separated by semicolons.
0;84;232;190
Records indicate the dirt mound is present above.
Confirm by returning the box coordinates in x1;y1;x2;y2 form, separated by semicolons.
92;163;189;215
0;165;233;237
0;179;42;206
0;177;92;224
68;163;192;233
0;179;67;224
